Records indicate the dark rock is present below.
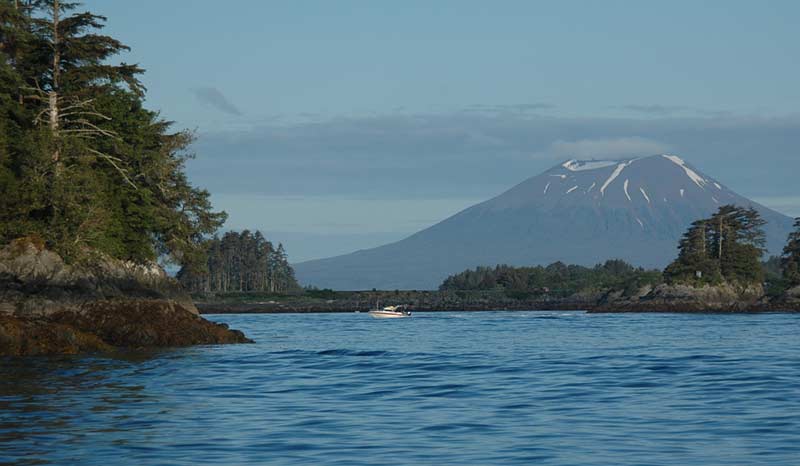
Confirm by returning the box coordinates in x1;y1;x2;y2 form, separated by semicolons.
49;300;253;348
0;314;112;356
0;301;252;356
0;239;252;356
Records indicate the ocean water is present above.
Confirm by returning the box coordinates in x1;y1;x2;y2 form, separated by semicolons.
1;311;799;465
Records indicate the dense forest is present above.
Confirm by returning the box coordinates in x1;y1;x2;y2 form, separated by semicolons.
0;1;224;268
177;231;300;294
439;259;663;297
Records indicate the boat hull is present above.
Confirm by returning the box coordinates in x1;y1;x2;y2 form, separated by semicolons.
368;311;410;319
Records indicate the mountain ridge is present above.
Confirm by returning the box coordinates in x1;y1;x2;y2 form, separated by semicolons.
295;155;794;290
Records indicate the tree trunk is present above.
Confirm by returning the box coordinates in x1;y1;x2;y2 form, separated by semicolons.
50;0;61;175
701;221;706;256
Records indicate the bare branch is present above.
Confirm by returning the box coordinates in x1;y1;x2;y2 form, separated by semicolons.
86;148;137;189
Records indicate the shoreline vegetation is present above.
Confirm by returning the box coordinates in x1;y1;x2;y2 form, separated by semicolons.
198;207;800;315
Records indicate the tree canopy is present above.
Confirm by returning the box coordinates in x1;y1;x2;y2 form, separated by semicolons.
177;231;300;294
664;205;766;286
0;0;225;267
781;218;800;287
439;259;662;297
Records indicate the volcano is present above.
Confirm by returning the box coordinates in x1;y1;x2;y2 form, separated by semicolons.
294;155;794;290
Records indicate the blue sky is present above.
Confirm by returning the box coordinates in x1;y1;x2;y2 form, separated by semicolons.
84;0;800;261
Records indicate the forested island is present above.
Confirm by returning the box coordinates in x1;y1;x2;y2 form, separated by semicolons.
197;206;800;314
0;1;249;355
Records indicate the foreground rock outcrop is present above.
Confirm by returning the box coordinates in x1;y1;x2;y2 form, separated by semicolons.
1;300;251;356
0;238;251;356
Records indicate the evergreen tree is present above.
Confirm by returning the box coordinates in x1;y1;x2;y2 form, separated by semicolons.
0;1;225;267
177;231;300;294
439;259;662;297
781;218;800;286
664;219;721;285
665;205;766;286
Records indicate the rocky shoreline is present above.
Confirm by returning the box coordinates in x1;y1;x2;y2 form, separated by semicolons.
0;239;251;356
4;239;799;356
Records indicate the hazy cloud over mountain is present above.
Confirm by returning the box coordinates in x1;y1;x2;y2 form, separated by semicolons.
192;87;242;116
189;110;800;201
534;137;671;160
620;104;690;115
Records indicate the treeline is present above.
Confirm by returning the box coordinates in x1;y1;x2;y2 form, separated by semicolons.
177;231;300;294
441;205;800;295
439;259;662;297
0;1;224;267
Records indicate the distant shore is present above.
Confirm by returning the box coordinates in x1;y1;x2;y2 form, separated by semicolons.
195;289;800;315
197;301;594;314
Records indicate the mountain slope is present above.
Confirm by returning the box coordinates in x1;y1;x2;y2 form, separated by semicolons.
294;155;794;290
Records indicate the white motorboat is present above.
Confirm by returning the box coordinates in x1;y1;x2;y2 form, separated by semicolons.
368;304;411;319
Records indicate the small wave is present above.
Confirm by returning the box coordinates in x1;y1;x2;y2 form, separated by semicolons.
316;349;389;357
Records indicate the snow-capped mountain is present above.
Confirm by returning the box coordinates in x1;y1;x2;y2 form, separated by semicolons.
294;155;794;290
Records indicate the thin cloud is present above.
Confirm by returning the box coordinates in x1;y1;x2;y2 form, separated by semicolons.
536;137;671;160
619;104;739;119
463;103;555;114
189;110;800;201
619;104;691;116
192;87;242;116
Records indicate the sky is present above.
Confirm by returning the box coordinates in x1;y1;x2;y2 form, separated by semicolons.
82;0;800;262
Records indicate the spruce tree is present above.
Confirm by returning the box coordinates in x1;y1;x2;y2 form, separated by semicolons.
665;205;766;286
781;218;800;286
177;231;300;294
0;1;226;268
664;219;721;284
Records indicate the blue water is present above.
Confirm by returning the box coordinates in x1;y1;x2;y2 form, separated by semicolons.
1;311;800;465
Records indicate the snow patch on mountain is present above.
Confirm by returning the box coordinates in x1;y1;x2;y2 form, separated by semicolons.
601;160;634;195
640;187;651;204
562;160;618;172
566;186;578;194
663;154;707;188
623;179;632;201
